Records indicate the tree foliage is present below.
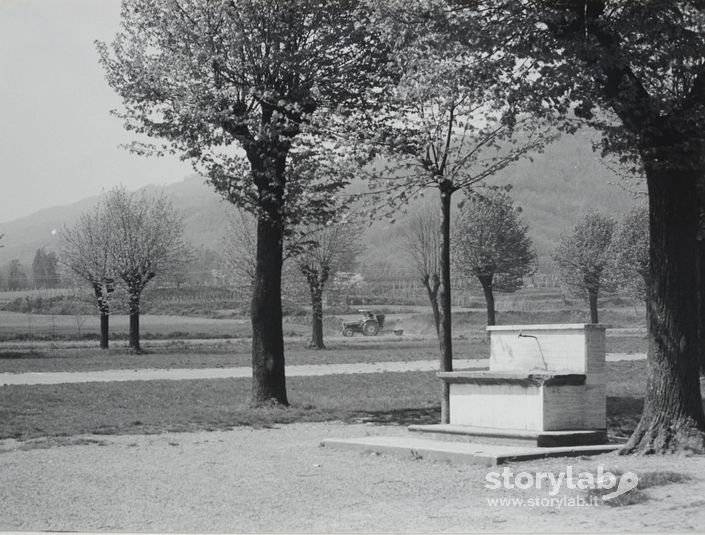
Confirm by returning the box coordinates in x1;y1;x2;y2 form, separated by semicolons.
60;205;116;348
553;212;615;323
453;187;536;325
608;205;649;303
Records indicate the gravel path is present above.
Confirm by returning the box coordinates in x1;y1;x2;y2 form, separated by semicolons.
0;358;485;385
0;354;645;386
1;422;703;533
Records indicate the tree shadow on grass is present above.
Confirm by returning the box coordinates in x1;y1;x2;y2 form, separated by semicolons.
345;407;440;426
0;351;43;359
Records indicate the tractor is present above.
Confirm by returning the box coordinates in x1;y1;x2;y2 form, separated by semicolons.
341;309;386;337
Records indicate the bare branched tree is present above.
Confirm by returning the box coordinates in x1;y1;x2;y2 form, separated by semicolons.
401;205;441;336
298;223;363;349
60;205;115;349
553;213;616;324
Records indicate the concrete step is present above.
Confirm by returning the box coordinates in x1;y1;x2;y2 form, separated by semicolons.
408;424;607;447
320;435;621;466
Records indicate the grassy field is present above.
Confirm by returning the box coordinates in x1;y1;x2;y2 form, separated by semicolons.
0;338;487;374
0;361;671;442
0;299;648;342
0;334;646;374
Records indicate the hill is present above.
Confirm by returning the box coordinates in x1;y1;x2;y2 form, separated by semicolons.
358;129;644;274
0;130;644;277
0;176;232;269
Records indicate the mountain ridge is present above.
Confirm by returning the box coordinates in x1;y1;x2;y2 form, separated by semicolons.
0;131;644;274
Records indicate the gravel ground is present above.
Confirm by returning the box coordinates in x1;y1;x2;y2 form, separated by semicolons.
1;422;703;533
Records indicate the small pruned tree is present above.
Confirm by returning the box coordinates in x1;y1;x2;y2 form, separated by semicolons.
104;187;191;352
298;223;363;350
453;188;536;327
553;213;616;324
400;204;441;335
60;204;115;349
608;205;649;305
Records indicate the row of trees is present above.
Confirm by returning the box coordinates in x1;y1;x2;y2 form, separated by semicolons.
99;0;705;453
60;187;190;352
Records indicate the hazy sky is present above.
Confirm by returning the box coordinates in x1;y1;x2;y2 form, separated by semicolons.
0;0;193;223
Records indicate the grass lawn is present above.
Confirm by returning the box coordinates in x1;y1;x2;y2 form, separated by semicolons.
1;360;691;443
0;338;486;374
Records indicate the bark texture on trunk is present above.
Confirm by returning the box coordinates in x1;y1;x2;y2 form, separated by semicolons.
588;289;599;324
438;185;453;424
478;274;496;327
622;159;705;454
302;264;329;350
100;313;109;350
309;290;326;350
422;273;441;337
127;288;141;353
93;284;110;350
698;241;705;376
250;156;288;405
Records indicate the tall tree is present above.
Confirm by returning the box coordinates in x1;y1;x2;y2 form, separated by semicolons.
344;6;550;422
400;204;441;335
60;205;116;349
98;0;390;405
453;188;536;326
297;223;362;349
104;187;191;353
553;213;615;324
462;1;705;453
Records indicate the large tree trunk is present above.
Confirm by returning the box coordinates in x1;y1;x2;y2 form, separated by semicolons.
423;274;441;336
250;182;288;406
128;291;141;353
438;184;453;424
622;158;705;454
698;240;705;376
100;312;109;350
478;274;496;327
588;288;599;324
309;288;326;350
